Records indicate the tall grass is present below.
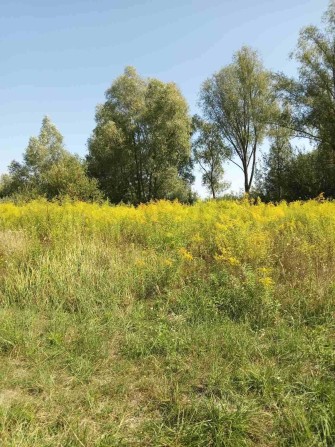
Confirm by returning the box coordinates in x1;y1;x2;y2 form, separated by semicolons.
0;199;334;446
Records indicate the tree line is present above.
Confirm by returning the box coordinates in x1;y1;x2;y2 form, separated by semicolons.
1;2;334;203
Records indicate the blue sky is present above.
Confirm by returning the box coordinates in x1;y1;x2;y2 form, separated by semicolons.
0;0;328;195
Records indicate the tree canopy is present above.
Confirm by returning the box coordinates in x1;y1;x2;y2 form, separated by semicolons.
199;47;276;193
258;1;335;201
0;117;100;201
87;67;194;204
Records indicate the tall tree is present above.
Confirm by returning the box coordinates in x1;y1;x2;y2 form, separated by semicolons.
274;1;335;197
87;67;193;204
192;115;230;198
278;2;335;147
0;117;100;201
199;46;276;193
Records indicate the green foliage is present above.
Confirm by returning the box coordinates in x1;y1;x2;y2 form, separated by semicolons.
256;126;294;201
284;150;320;200
286;3;335;148
0;117;101;202
200;46;276;193
272;1;335;199
206;268;279;329
87;66;194;204
192;115;230;198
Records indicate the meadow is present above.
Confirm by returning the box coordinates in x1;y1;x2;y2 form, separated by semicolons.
0;199;334;446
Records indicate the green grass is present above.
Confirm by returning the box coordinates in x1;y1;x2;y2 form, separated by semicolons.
0;202;334;446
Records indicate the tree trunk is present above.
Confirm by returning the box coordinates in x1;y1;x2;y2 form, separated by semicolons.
211;184;216;199
243;162;250;193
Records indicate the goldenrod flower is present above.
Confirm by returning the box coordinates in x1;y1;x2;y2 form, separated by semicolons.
179;247;193;261
259;277;274;287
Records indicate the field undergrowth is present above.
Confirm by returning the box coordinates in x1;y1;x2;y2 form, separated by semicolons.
0;199;334;446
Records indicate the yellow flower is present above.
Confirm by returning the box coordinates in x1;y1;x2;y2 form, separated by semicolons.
227;257;240;266
214;254;240;266
257;267;272;275
259;277;274;287
179;247;194;261
214;253;226;262
191;233;204;243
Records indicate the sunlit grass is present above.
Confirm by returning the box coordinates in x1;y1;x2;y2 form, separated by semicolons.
0;199;334;446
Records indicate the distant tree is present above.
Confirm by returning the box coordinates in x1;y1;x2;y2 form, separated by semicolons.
192;115;230;198
87;66;194;204
0;117;101;201
256;127;294;201
200;47;276;193
257;146;321;202
285;150;320;200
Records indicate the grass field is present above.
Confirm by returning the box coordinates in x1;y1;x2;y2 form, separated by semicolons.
0;199;334;446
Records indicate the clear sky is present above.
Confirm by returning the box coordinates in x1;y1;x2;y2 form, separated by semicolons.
0;0;328;196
